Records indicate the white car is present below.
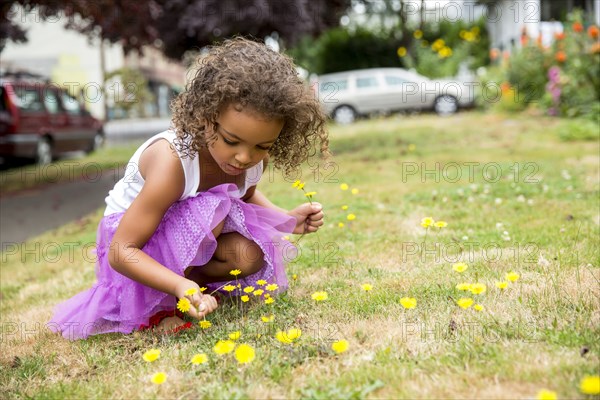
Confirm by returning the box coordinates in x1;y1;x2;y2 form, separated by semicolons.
314;68;475;124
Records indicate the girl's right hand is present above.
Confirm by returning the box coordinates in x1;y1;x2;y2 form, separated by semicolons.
174;279;218;319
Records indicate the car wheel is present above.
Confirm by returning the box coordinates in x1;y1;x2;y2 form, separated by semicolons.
87;131;105;154
332;105;357;125
434;95;458;116
36;137;53;165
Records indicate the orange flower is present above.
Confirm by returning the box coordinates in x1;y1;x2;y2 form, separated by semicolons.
555;51;567;63
489;48;499;60
500;82;511;92
588;25;599;39
573;22;584;33
591;42;600;54
555;32;565;40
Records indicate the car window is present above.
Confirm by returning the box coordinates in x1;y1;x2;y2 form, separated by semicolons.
356;76;379;89
320;80;348;92
60;91;81;115
0;87;7;112
44;90;61;114
385;76;410;86
13;87;44;113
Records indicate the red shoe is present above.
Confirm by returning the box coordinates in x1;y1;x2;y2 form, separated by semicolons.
138;309;193;334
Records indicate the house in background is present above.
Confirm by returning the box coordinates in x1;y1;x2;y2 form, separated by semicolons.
485;0;600;52
0;6;186;121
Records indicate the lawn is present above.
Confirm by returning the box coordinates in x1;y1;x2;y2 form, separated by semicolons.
1;111;598;399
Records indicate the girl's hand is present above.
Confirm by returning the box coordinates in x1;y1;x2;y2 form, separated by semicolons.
288;202;324;234
174;279;218;319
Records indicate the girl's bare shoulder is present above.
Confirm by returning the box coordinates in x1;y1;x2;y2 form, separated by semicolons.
138;138;186;204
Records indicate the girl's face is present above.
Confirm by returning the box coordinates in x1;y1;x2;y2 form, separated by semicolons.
207;104;283;175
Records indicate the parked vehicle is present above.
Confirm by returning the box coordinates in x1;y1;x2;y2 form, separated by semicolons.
0;78;104;165
315;68;475;124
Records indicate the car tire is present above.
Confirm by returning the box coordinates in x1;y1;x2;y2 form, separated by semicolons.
332;105;357;125
87;130;105;154
36;137;53;165
434;95;458;116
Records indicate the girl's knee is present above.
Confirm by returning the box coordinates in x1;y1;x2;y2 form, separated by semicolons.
212;219;226;238
232;236;264;276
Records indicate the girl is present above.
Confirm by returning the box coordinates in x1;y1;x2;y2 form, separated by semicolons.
49;38;329;339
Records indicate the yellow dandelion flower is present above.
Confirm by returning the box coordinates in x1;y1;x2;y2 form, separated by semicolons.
241;295;250;302
505;272;520;282
452;262;469;273
229;331;241;340
229;269;242;276
292;180;302;188
312;291;328;301
276;328;302;344
177;297;191;313
338;222;345;228
495;281;509;290
223;284;236;292
456;283;472;291
400;297;417;309
292;274;298;280
536;389;557;400
351;188;359;195
199;287;207;292
408;143;416;151
235;343;255;364
256;279;267;286
470;283;487;295
243;286;255;293
580;375;600;395
199;320;212;329
457;298;474;309
191;353;208;365
361;283;373;291
265;284;279;292
151;372;167;385
397;46;407;57
142;348;161;362
261;315;274;322
213;340;235;355
421;217;434;228
264;293;271;298
414;29;423;39
184;288;198;296
264;297;275;304
347;214;356;221
341;205;349;210
340;183;349;190
474;304;484;311
304;191;317;197
253;289;264;296
332;339;349;354
434;221;447;228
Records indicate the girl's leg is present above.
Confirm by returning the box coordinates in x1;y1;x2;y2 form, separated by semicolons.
186;232;264;286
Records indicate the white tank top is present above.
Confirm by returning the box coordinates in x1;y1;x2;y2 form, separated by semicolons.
104;130;263;216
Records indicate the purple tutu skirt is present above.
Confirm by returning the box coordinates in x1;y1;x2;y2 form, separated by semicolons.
48;184;297;340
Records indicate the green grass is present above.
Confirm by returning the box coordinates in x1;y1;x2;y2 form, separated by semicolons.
1;111;598;399
0;142;143;194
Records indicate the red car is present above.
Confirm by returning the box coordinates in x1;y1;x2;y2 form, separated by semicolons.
0;78;104;165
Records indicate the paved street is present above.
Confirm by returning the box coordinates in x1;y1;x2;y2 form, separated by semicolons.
0;118;169;252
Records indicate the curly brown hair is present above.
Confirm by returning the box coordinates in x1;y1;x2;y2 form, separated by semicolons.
170;37;329;174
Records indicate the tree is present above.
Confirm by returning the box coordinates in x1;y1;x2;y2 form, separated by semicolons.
1;0;350;59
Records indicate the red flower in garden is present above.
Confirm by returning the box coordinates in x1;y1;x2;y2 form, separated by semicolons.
500;82;511;92
555;32;565;40
573;22;584;33
555;51;567;63
588;25;599;39
489;48;499;60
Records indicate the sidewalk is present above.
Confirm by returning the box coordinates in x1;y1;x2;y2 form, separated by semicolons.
104;117;171;144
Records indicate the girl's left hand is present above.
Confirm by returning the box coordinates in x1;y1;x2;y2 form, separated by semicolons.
288;202;324;234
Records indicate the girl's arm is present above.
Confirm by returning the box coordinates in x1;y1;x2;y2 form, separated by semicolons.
108;140;215;317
